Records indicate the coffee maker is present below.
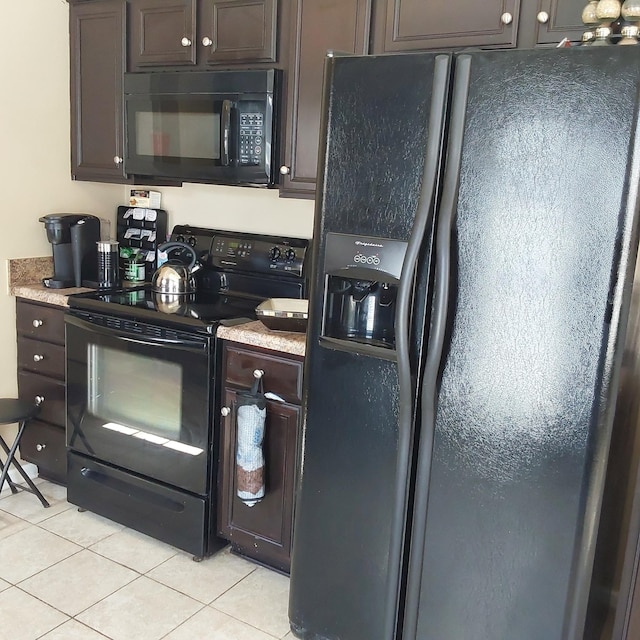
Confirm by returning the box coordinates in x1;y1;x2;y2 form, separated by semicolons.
39;214;101;288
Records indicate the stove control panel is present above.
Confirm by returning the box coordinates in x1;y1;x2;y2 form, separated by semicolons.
169;225;308;280
211;234;307;278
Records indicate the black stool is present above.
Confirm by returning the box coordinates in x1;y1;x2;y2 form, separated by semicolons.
0;399;49;508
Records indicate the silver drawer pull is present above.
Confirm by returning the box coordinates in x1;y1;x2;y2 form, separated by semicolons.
36;443;46;452
221;406;231;417
35;395;45;405
32;319;43;328
33;354;44;362
253;369;264;379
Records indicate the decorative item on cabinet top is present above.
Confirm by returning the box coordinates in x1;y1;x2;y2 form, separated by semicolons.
581;0;640;43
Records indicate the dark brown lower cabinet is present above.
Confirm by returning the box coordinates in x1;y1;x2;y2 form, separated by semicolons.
15;300;67;484
217;342;303;573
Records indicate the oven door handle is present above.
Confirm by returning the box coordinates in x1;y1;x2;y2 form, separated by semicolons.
65;313;209;352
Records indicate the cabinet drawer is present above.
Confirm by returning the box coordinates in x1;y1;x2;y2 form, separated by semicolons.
17;337;65;379
16;300;65;345
223;344;303;404
19;420;66;484
17;371;66;427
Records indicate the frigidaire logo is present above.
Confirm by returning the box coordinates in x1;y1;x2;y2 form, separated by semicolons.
355;241;384;248
354;253;381;266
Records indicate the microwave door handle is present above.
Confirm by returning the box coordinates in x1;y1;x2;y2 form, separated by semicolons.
221;100;232;166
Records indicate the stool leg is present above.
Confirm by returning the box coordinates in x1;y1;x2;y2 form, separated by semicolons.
0;443;20;494
0;422;49;508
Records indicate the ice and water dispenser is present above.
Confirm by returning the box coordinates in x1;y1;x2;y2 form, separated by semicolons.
321;232;407;352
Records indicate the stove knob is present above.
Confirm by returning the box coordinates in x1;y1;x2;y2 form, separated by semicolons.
221;407;231;417
269;246;281;261
285;248;297;262
176;235;185;243
188;237;197;247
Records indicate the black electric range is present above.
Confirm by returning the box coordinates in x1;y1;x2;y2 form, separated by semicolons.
63;225;308;559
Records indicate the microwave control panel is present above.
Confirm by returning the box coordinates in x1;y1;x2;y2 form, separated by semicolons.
239;112;264;166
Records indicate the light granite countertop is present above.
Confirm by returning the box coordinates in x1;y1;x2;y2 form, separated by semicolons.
218;320;306;357
8;257;93;306
9;258;306;356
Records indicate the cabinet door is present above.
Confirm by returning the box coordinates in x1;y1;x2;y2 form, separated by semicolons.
533;0;585;45
17;338;65;380
18;371;66;427
70;0;128;182
218;388;300;573
16;300;65;345
372;0;520;52
20;420;67;485
129;0;197;68
199;0;278;65
280;0;372;198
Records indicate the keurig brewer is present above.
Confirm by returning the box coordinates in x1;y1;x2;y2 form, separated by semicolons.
39;214;101;288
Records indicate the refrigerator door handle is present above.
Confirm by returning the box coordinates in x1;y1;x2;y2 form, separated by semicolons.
403;54;473;640
385;53;452;640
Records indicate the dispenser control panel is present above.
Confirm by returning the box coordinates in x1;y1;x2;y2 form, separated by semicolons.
323;232;408;280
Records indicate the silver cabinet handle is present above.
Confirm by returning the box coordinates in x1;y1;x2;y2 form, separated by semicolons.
181;37;192;47
35;395;45;405
32;319;43;328
202;36;213;46
221;407;231;417
33;354;44;362
113;156;123;165
36;443;46;452
537;11;549;23
501;12;513;24
253;369;264;379
280;165;290;175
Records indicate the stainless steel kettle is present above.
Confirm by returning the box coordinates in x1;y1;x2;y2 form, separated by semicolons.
152;242;202;295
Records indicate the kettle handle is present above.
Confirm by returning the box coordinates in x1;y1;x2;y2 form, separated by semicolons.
157;241;198;269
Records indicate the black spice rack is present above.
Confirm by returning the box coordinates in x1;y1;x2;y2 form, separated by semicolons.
116;205;168;282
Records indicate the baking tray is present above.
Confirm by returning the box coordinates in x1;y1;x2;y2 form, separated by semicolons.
255;298;308;333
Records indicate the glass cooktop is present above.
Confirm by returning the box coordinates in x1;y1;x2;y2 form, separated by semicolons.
68;285;260;333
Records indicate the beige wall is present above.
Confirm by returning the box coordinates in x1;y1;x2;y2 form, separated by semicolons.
0;2;123;397
0;0;315;399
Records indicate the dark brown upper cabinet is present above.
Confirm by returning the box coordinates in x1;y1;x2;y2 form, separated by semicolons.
70;0;129;182
201;0;278;65
279;0;372;198
128;0;278;70
371;0;521;53
129;0;197;67
525;0;587;46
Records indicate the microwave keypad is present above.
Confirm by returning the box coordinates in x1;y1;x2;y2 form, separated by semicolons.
240;113;264;166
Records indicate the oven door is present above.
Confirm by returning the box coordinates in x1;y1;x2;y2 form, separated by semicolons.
65;313;213;495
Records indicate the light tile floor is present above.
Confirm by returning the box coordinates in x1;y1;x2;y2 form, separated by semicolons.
0;480;293;640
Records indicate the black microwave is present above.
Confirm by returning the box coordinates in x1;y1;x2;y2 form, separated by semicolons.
124;69;281;187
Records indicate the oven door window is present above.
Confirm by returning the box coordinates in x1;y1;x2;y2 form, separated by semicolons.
66;316;212;495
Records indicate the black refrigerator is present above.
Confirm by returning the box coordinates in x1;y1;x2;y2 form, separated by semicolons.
289;47;640;640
